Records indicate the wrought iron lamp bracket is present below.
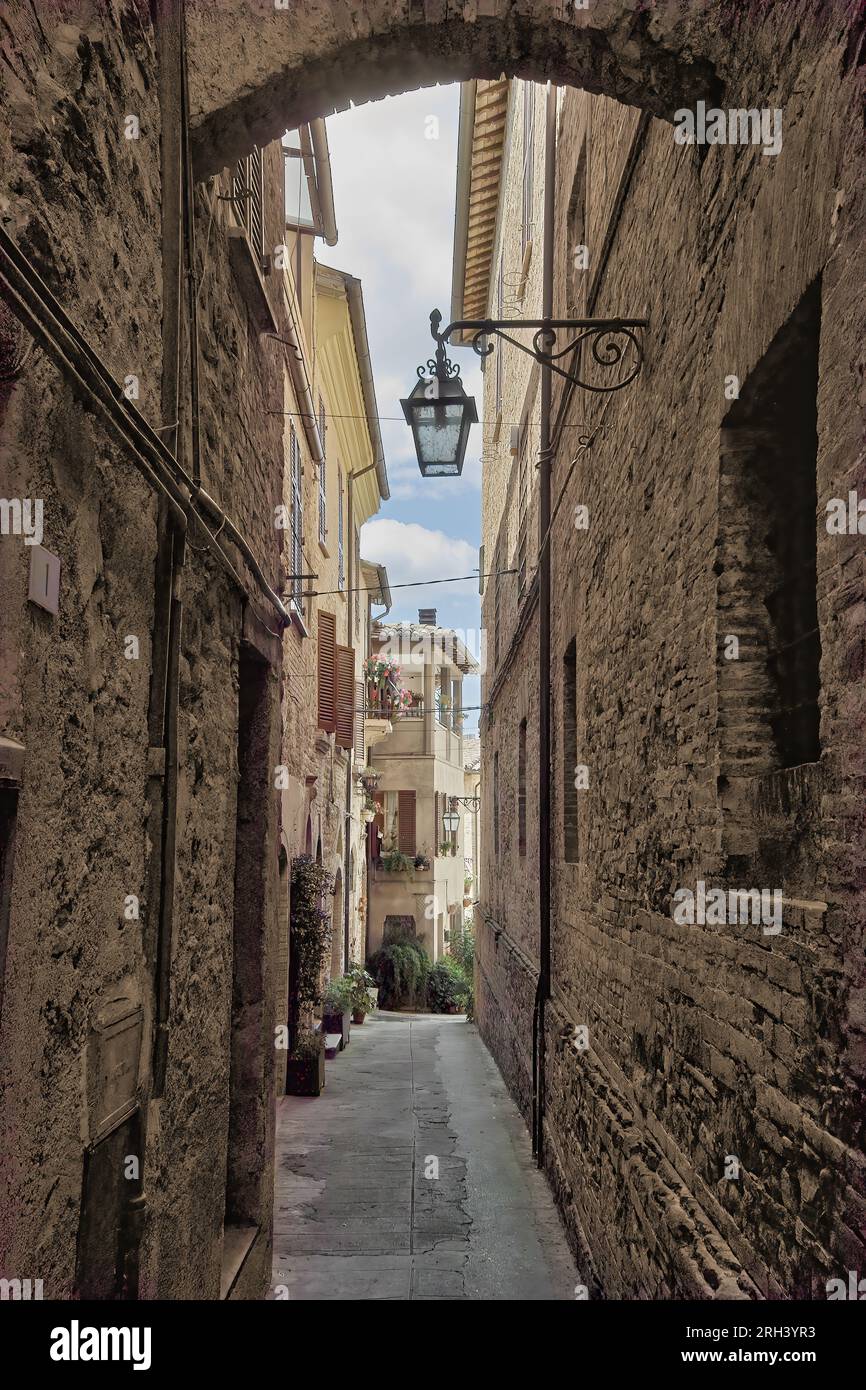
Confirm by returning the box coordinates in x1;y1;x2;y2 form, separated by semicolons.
416;309;647;394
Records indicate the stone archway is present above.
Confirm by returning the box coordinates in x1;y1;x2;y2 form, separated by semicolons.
187;0;768;177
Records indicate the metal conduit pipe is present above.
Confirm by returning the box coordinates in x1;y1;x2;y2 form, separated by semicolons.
0;226;291;628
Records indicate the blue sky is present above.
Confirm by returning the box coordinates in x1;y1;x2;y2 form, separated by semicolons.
325;86;484;731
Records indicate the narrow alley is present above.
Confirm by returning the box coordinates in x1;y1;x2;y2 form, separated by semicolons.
2;0;865;1356
270;1014;577;1300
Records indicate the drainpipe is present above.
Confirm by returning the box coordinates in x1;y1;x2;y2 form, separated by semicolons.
179;0;201;486
534;83;557;1166
345;460;381;971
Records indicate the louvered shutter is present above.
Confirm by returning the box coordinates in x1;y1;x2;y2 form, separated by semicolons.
318;610;336;731
290;425;303;608
398;790;416;855
354;679;364;758
335;645;355;750
318;396;327;544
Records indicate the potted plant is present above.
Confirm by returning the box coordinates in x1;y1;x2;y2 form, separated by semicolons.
363;656;412;721
322;976;354;1050
427;958;470;1015
414;848;431;871
284;1027;326;1096
381;842;415;874
346;963;378;1023
463;872;473;907
438;840;453;857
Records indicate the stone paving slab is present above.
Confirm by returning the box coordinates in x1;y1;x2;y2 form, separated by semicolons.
270;1013;579;1300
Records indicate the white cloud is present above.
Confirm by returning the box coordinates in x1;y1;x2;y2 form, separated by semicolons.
360;518;479;596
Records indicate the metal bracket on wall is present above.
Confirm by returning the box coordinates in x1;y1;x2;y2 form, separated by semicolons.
430;310;647;393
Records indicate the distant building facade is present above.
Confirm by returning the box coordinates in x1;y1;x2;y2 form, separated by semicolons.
366;614;479;961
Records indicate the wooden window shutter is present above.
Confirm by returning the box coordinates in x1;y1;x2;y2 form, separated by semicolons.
398;790;416;855
318;610;336;731
335;645;355;749
354;679;364;757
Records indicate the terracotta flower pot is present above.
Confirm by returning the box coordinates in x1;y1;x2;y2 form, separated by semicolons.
352;1010;366;1024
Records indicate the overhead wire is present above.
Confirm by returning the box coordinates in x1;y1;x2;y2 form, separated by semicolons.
295;566;517;600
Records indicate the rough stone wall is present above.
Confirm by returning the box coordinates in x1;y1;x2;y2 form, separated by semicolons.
186;0;741;180
479;6;866;1299
476;76;543;1127
0;5;287;1298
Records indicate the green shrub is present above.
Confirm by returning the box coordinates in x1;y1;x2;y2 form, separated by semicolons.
346;963;378;1014
288;856;334;1049
323;976;354;1012
450;922;475;978
367;939;430;1010
427;957;470;1014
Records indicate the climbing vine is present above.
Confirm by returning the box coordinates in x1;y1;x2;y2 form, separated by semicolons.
290;855;334;1018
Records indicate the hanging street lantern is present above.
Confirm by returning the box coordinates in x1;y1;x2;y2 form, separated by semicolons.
401;311;478;477
442;801;461;835
403;307;647;479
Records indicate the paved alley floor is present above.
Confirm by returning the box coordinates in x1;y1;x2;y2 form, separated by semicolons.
270;1012;579;1300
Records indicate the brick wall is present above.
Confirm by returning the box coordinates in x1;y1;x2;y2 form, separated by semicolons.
478;3;866;1299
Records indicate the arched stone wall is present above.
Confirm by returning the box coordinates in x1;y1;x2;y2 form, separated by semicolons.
188;0;759;177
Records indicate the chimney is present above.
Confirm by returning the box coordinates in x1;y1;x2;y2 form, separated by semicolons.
418;608;437;626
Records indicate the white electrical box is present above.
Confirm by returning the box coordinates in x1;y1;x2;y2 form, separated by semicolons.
28;545;61;615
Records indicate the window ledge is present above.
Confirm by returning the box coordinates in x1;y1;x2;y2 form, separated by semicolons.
290;601;308;639
226;227;277;335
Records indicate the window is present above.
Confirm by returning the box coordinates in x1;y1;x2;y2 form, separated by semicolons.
563;639;578;862
318;396;327;545
337;470;345;591
318;611;354;748
353;679;364;757
518;719;527;857
232;146;264;263
335;645;355;750
397;790;416;855
354;528;361;638
493;751;500;858
521;82;535;255
289;424;303;613
517;418;530;594
318;610;336;732
719;279;822;771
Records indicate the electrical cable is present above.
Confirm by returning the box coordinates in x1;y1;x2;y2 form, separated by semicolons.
295;566;517;600
266;406;593;431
